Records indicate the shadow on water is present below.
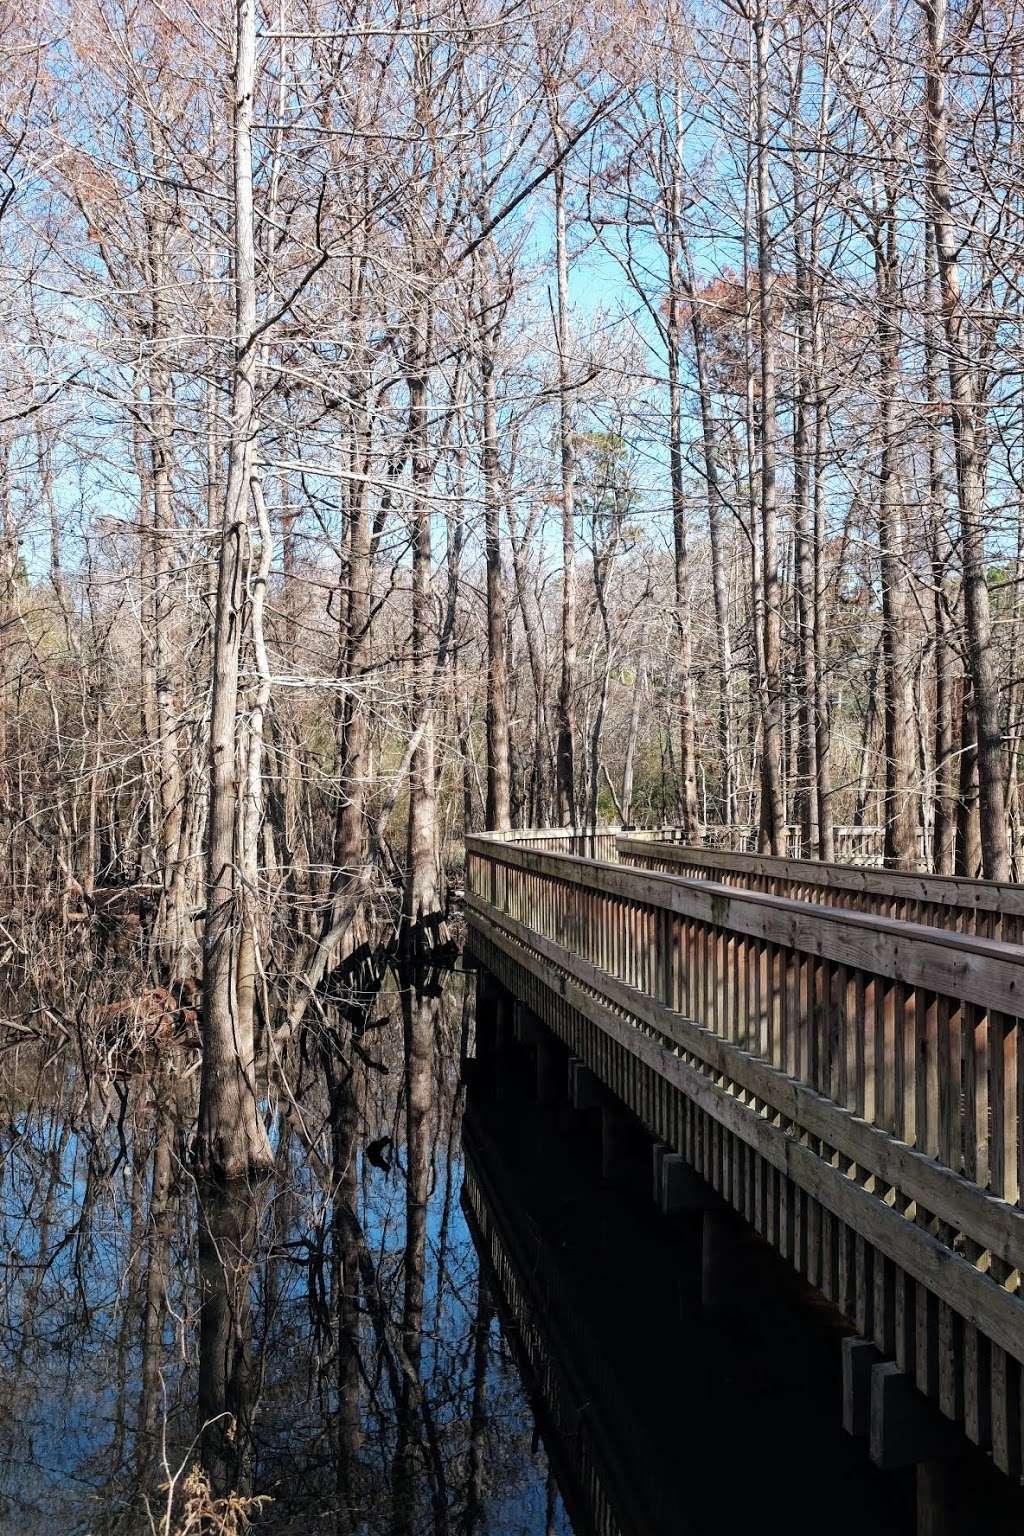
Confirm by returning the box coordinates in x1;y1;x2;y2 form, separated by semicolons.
463;1033;906;1536
0;954;1019;1533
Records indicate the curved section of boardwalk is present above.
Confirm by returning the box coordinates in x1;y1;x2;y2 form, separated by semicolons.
465;831;1024;1482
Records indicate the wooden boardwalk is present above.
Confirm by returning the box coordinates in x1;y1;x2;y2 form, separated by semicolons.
465;829;1024;1484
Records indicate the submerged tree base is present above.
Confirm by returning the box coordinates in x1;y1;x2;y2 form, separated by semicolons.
196;1176;264;1501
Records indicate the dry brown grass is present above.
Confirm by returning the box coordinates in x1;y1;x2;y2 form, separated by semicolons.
166;1466;270;1536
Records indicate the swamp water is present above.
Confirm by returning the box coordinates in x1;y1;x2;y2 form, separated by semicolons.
0;961;944;1534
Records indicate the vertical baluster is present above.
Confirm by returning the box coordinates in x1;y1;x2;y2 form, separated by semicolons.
880;978;896;1135
731;932;742;1045
746;936;758;1055
990;1012;1020;1206
963;1004;989;1189
937;995;961;1174
990;1347;1023;1479
757;939;768;1060
771;943;784;1067
808;956;822;1093
710;918;721;1035
863;976;878;1127
658;905;672;1008
696;918;706;1026
895;983;913;1148
833;963;849;1106
796;949;808;1084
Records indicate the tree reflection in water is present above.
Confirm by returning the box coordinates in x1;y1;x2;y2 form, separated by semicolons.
2;957;955;1536
0;964;567;1535
197;1176;261;1500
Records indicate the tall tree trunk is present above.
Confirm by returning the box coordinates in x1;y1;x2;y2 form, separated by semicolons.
134;433;159;863
479;266;511;832
620;655;644;827
197;0;273;1182
680;242;735;826
811;351;834;858
667;332;699;836
754;5;786;854
335;283;373;955
509;523;551;827
792;123;819;855
923;0;1009;879
809;0;834;859
925;225;958;875
956;679;982;877
0;452;13;909
873;203;919;869
553;166;577;827
668;59;734;826
146;206;189;975
404;298;441;948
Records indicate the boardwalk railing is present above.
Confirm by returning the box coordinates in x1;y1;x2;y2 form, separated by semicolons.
465;831;1024;1479
493;826;636;861
488;823;891;866
619;840;1024;943
676;823;891;865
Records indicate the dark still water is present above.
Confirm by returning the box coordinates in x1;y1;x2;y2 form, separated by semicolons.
0;961;941;1534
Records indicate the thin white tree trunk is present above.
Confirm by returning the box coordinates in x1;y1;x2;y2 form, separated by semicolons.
197;0;273;1182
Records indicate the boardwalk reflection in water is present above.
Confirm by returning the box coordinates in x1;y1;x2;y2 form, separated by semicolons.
462;1023;913;1536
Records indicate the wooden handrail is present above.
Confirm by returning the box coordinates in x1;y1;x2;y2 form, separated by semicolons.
618;838;1024;937
470;826;628;860
468;836;1024;1007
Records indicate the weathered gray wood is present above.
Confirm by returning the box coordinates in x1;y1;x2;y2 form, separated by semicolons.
617;838;1024;920
468;836;1024;1019
468;893;1024;1276
468;898;1024;1369
467;829;1024;1481
842;1336;885;1438
870;1362;963;1469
